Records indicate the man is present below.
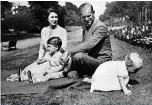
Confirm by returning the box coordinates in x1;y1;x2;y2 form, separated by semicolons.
60;3;113;78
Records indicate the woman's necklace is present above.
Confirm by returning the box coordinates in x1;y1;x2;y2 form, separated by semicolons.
49;25;57;37
49;27;53;37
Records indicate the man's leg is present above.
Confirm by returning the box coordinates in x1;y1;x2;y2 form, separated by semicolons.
70;52;100;76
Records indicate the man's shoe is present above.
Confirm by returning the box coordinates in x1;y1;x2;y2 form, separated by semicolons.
68;71;80;79
62;71;68;77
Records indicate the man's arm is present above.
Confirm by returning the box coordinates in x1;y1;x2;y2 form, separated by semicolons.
68;26;108;54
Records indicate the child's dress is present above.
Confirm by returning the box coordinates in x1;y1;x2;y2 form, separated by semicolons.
90;61;129;92
20;51;63;81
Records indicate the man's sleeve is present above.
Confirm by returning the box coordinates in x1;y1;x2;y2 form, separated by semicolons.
68;26;108;54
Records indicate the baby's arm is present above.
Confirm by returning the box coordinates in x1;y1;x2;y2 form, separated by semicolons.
34;72;63;83
118;76;132;96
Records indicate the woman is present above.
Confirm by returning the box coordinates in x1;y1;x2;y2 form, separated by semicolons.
6;9;67;82
37;9;67;64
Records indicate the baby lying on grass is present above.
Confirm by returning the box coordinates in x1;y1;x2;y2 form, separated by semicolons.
83;52;143;96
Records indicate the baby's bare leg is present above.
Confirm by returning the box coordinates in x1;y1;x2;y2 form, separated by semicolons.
34;72;63;83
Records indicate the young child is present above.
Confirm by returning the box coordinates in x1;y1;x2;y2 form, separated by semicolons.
83;52;143;96
7;37;71;83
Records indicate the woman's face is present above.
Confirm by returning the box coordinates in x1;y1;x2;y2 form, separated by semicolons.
48;12;58;26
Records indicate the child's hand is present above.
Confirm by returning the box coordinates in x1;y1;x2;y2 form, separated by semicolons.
124;89;132;96
43;72;48;76
127;84;132;87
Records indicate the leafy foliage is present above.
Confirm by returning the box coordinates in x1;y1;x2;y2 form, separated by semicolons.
2;6;31;35
28;1;65;29
1;1;13;19
104;1;152;23
63;2;81;26
1;1;82;34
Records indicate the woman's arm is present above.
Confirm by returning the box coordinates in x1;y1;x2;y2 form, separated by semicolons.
38;28;46;60
118;76;132;95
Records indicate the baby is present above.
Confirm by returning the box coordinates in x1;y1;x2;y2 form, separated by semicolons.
26;37;71;83
83;52;143;96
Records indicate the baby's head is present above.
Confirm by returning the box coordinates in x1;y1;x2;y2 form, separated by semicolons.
47;37;62;54
125;52;143;73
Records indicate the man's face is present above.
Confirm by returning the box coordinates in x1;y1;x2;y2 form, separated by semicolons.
81;8;94;27
48;12;58;26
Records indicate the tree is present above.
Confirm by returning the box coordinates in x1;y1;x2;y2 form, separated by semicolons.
63;2;81;26
104;1;152;24
3;6;31;35
1;1;13;19
28;1;65;29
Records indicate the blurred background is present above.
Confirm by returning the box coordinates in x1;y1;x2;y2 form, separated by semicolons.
1;1;152;50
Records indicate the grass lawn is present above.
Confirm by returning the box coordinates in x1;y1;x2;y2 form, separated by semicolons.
1;34;152;104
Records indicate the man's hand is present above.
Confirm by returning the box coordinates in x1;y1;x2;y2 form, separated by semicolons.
59;51;69;66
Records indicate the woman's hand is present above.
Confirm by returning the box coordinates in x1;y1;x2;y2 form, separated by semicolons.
124;89;132;96
36;59;46;65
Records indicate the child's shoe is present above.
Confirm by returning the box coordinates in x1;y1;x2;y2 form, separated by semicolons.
18;68;22;82
27;71;33;83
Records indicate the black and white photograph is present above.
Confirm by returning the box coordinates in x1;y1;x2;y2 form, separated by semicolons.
1;0;152;104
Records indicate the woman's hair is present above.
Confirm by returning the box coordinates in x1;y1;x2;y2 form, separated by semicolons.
47;37;62;51
47;8;59;17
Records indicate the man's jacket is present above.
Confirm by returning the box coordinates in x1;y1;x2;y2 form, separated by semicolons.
68;18;112;63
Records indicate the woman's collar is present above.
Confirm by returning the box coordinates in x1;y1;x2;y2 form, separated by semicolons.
49;24;58;30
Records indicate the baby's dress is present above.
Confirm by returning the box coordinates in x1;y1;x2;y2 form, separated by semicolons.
21;52;62;80
90;61;129;92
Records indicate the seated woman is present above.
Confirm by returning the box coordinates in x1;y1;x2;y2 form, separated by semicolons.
7;8;68;82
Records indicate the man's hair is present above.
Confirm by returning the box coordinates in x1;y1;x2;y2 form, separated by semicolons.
79;3;95;14
47;37;62;50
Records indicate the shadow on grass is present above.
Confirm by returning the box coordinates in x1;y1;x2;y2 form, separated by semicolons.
128;79;139;85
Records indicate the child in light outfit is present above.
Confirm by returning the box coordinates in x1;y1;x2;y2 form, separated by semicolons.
83;52;143;96
7;37;71;83
26;37;71;83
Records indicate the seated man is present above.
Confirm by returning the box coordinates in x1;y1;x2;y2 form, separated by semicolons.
60;3;113;78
